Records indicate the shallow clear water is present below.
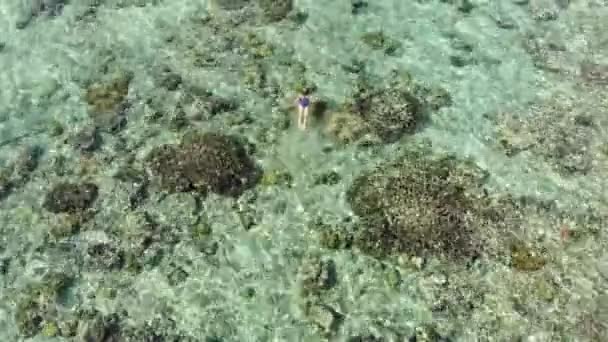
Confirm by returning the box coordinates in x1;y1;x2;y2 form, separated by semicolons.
0;0;607;341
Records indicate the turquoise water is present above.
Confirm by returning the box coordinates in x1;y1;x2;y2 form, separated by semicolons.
1;0;607;341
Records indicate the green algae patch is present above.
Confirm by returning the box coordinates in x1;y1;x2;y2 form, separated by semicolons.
260;168;293;187
509;242;547;271
85;71;131;113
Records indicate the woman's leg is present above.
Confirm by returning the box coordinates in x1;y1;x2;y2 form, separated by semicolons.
302;107;309;129
297;107;303;129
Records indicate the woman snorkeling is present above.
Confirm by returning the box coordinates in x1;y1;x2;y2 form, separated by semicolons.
295;88;312;130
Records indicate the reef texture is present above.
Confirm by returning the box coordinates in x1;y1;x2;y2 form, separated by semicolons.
326;72;451;145
346;148;495;261
145;132;261;196
493;86;608;175
43;182;99;214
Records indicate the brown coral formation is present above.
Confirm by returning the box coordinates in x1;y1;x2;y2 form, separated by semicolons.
257;0;293;22
350;82;422;143
84;71;132;132
324;72;451;146
346;147;496;261
145;132;261;196
43;182;99;214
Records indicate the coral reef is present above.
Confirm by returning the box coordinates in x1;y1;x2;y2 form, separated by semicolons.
353;79;422;142
145;85;238;125
85;242;126;271
107;210;185;273
576;293;608;340
313;170;341;186
14;272;74;337
325;71;451;145
360;31;402;55
84;70;132;133
304;302;343;336
43;182;99;214
79;311;122;341
297;256;337;298
296;256;343;336
346;334;388;342
493;89;607;175
257;0;294;22
0;145;43;200
351;78;423;143
319;226;354;250
345;148;492;260
324;110;373;145
72;126;102;153
241;32;275;59
509;241;547;272
154;65;183;91
145;131;261;196
77;309;194;341
4;1;607;341
260;168;293;187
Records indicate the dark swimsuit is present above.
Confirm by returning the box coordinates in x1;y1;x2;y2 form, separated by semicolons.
298;96;310;108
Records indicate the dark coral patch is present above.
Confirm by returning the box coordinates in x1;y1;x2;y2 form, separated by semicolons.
146;132;261;196
346;149;489;260
43;182;99;213
257;0;293;22
349;80;423;143
145;144;191;193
